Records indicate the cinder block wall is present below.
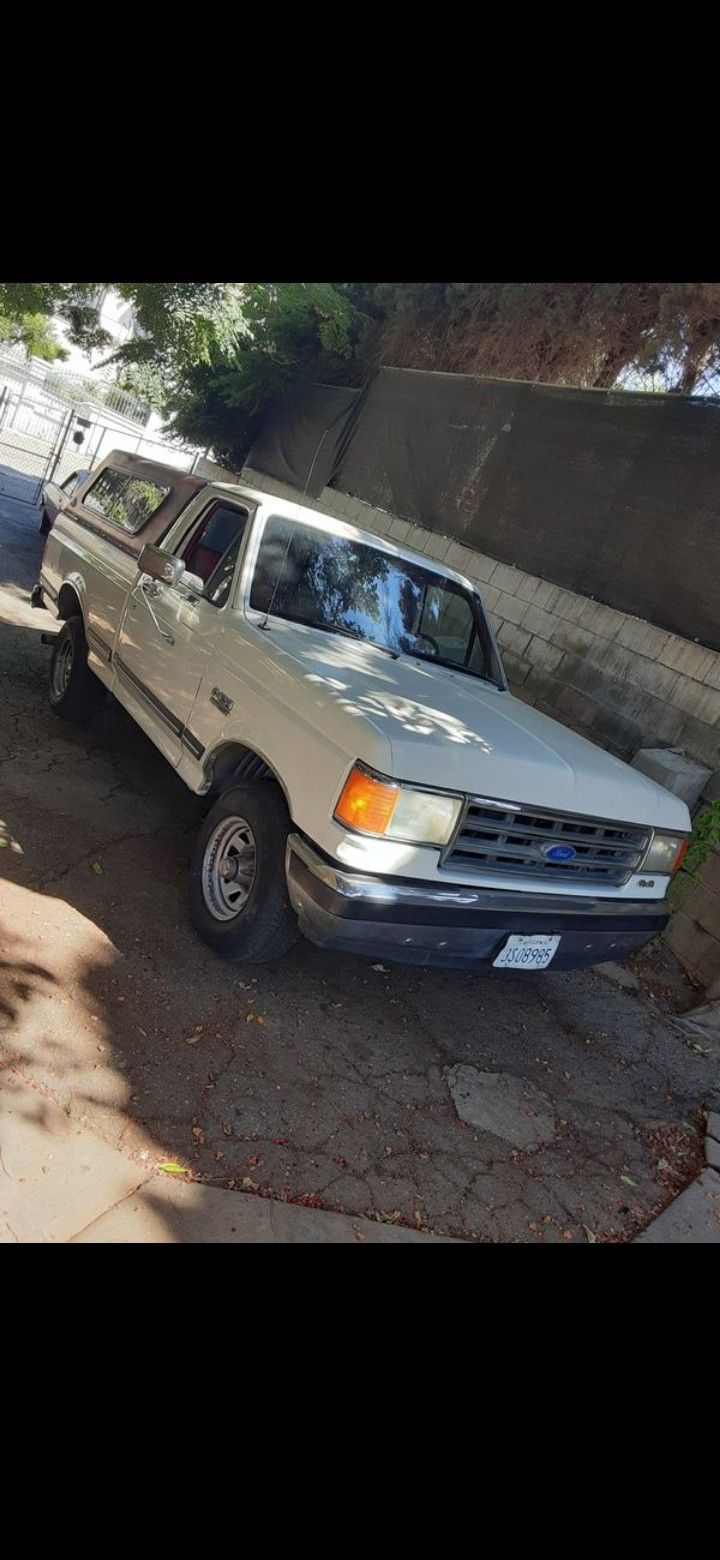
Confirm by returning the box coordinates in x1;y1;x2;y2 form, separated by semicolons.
243;470;720;775
665;845;720;993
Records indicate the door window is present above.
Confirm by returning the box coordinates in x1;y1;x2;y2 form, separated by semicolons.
180;502;249;609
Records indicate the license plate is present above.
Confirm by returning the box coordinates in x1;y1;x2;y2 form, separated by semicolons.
493;934;561;970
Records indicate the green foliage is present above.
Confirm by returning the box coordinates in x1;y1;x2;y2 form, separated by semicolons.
115;359;167;412
362;282;720;395
684;800;720;878
0;307;67;361
0;283;112;355
113;282;245;374
5;280;720;468
160;283;364;467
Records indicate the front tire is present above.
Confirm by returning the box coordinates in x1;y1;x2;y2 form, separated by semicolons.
189;783;299;963
48;615;106;722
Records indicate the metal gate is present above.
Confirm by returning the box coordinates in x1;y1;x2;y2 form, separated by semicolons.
0;352;208;511
0;384;78;506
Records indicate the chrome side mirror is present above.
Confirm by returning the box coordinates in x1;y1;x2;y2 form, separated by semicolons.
138;543;185;588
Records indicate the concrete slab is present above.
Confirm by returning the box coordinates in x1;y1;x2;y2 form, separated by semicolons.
445;1065;556;1149
675;1000;720;1058
634;1168;720;1243
0;1076;149;1243
706;1137;720;1172
595;961;642;992
632;747;711;808
73;1176;450;1243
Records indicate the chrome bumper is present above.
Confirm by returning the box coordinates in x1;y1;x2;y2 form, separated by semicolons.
285;834;669;971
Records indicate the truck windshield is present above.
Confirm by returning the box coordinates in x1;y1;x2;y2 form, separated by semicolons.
249;516;503;684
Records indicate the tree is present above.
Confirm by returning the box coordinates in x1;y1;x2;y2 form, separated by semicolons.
0;283;114;356
86;281;364;465
145;283;366;467
0;307;67;362
3;281;719;466
358;282;720;396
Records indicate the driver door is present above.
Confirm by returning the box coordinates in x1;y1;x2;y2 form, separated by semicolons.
114;498;250;765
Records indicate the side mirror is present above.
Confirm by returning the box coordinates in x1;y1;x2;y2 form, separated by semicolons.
138;543;185;588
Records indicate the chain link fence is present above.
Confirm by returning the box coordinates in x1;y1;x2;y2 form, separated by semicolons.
0;353;206;509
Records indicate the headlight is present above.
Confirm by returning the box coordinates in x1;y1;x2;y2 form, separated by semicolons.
641;832;690;875
334;764;462;846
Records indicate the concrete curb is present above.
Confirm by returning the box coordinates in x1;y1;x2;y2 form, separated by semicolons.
0;1074;451;1244
634;1112;720;1243
71;1176;453;1243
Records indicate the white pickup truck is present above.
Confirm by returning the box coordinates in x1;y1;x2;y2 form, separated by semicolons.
32;449;691;971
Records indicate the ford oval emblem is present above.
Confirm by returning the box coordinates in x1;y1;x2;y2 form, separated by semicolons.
544;843;577;862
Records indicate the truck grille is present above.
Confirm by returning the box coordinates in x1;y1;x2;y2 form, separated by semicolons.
441;799;650;887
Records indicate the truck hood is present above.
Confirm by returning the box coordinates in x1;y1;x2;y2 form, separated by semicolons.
275;623;690;832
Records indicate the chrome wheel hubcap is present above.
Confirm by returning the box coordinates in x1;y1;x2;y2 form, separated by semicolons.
52;636;73;697
201;815;257;921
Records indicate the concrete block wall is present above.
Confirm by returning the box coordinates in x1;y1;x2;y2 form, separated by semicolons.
243;470;720;777
665;845;720;992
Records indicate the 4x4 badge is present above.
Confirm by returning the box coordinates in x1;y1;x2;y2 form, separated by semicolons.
210;687;233;715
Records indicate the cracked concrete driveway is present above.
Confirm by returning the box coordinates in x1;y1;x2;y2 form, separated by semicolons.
1;496;717;1241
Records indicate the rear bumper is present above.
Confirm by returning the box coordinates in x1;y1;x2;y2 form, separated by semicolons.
285;834;669;970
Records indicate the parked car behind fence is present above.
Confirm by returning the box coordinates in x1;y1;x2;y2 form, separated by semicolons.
40;468;91;534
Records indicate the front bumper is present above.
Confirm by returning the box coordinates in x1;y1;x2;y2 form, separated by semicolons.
285;834;669;970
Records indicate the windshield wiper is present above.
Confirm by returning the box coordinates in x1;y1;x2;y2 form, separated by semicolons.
309;621;399;658
406;648;502;686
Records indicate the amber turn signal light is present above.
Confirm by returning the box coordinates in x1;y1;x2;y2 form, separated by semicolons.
671;837;690;874
334;766;399;835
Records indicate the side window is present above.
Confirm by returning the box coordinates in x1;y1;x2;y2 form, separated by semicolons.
180;502;249;609
60;471;79;495
420;586;475;662
83;468;171;533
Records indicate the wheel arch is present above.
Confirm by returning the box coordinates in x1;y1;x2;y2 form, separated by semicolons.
57;577;85;620
203;741;292;813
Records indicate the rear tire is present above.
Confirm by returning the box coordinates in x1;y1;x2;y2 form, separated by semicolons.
189;783;298;963
48;615;106;722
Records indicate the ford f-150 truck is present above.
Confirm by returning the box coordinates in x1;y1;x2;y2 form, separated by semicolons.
32;449;691;970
